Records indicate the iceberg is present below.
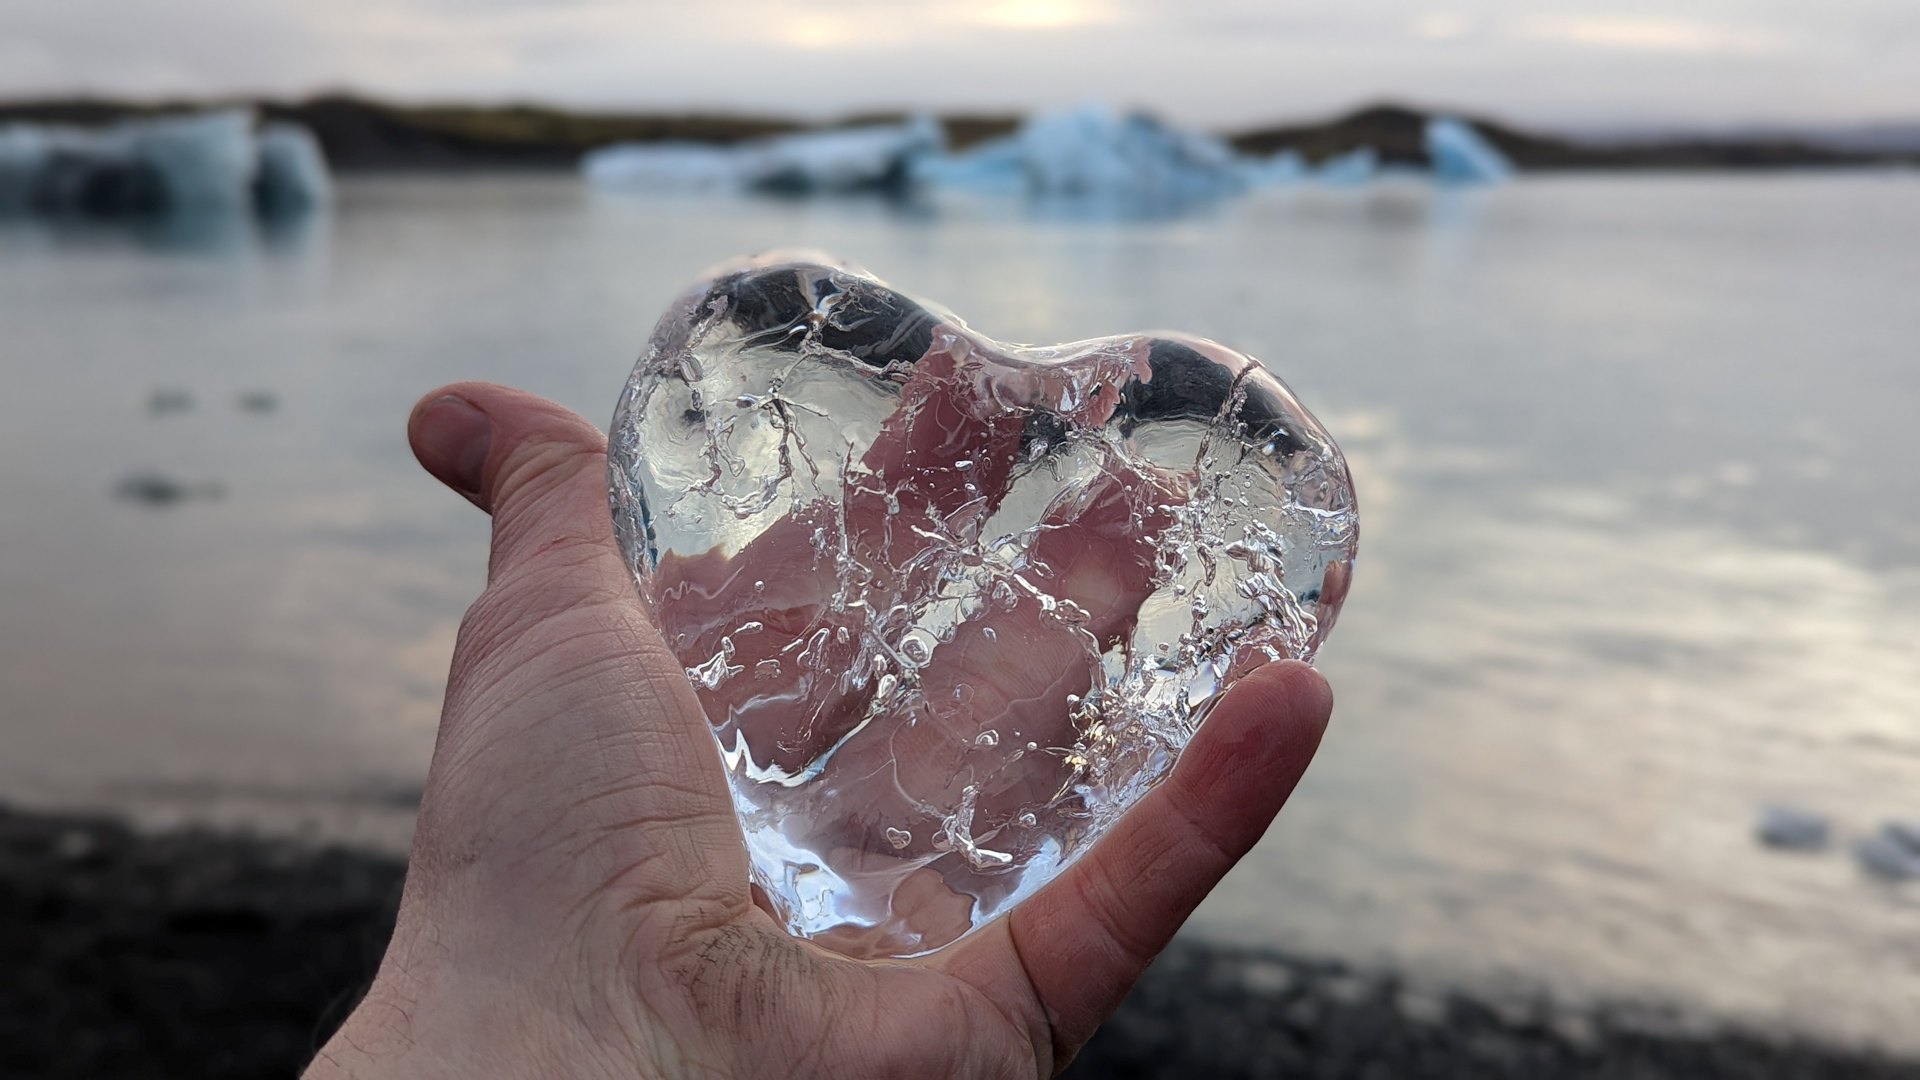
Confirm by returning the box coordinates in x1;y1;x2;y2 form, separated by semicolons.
921;104;1244;207
909;136;1026;193
582;142;741;193
583;116;941;196
0;121;164;215
1013;104;1243;201
0;108;330;218
1857;826;1920;881
131;109;258;211
254;122;332;213
0;126;52;211
1313;146;1380;185
742;115;941;194
1755;804;1830;850
1240;148;1308;187
1424;116;1513;185
581;104;1521;207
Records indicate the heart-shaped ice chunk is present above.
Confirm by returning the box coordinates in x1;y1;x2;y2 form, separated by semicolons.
610;254;1356;958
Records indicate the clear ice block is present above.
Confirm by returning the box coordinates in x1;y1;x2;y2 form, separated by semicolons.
609;254;1357;958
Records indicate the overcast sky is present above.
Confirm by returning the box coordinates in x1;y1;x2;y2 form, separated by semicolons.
3;0;1916;131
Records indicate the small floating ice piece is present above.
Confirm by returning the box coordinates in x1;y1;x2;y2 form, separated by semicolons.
1856;827;1920;882
1885;820;1920;853
1755;804;1830;851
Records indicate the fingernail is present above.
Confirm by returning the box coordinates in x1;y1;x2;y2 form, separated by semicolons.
415;395;492;498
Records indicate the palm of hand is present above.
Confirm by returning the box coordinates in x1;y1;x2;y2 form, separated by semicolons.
308;383;1330;1080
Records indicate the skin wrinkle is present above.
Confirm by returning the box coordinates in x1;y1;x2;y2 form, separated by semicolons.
1161;756;1262;868
451;594;640;680
557;932;648;1078
622;944;729;1070
482;640;649;710
567;844;723;921
995;922;1064;1074
557;839;681;928
1126;786;1236;882
434;683;641;787
553;729;738;857
490;511;609;587
568;774;724;816
1069;863;1156;976
486;552;631;619
484;443;609;545
571;817;726;876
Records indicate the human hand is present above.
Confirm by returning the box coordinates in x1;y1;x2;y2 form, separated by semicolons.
307;381;1332;1079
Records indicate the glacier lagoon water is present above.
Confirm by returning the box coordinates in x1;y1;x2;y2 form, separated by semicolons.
1;174;1918;1046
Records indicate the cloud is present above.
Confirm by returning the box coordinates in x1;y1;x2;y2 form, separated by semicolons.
1414;13;1474;41
0;0;1915;126
1512;15;1787;56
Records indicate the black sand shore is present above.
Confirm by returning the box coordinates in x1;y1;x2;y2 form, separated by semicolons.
2;804;1914;1080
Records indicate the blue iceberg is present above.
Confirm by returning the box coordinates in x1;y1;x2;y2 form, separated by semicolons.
1424;116;1513;185
1314;146;1380;185
134;109;258;211
918;104;1244;207
910;136;1025;193
582;142;741;193
0;108;330;218
583;117;941;196
0;126;53;211
1239;149;1308;187
1014;104;1244;201
254;122;332;214
743;116;941;194
581;104;1520;208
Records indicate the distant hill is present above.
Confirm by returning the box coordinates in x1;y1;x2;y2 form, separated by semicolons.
1229;103;1919;170
0;96;1023;172
1;96;1912;173
0;95;815;170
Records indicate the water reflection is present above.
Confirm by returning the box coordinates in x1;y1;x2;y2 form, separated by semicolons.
0;203;329;257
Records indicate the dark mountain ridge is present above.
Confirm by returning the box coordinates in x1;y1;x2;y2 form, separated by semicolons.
1;95;1912;173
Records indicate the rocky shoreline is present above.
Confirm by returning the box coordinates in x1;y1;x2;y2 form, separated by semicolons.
2;804;1913;1079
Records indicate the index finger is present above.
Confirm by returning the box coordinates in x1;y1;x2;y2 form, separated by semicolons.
939;659;1332;1066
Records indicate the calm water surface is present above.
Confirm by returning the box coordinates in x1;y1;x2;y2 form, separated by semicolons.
2;174;1917;1051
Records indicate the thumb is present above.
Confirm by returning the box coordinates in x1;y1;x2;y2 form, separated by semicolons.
405;382;748;913
999;660;1332;1059
410;381;619;589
